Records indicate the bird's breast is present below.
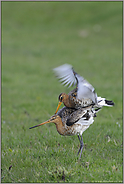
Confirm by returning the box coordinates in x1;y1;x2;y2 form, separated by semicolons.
55;122;91;136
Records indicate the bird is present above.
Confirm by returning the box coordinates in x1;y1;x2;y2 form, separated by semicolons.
29;105;96;159
53;64;114;114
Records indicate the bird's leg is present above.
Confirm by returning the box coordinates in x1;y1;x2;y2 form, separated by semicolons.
77;134;84;159
77;135;82;155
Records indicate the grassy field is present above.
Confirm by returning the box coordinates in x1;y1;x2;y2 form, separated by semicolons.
1;1;122;183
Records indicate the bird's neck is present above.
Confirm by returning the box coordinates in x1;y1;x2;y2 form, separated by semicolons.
54;119;65;136
63;94;73;108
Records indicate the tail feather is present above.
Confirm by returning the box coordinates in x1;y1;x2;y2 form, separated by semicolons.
105;100;114;106
97;97;114;107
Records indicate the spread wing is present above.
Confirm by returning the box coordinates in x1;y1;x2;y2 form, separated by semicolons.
53;64;77;88
53;64;97;103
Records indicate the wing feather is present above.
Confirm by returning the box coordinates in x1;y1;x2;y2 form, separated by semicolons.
53;64;77;87
53;64;97;103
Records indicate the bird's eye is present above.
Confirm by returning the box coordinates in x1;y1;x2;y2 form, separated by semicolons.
51;116;56;120
60;96;63;101
59;93;63;101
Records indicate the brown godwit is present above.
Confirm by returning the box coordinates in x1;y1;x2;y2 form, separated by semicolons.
53;64;114;114
29;105;96;159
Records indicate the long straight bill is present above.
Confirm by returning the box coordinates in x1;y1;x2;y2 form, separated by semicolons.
29;120;50;129
55;101;62;114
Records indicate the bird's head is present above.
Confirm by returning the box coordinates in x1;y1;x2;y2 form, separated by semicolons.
55;93;68;114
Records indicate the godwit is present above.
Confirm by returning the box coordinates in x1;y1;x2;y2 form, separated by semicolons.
29;105;96;159
53;64;114;113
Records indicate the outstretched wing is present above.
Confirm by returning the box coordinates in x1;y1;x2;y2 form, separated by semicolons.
53;64;97;103
76;74;97;103
53;64;77;88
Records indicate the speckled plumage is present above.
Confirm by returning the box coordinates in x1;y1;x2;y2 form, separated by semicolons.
55;106;95;136
29;106;95;159
53;64;114;113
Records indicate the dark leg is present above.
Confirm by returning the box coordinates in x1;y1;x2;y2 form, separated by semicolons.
77;134;84;159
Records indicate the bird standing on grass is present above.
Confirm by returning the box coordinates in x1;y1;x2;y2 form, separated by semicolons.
53;64;114;114
30;105;96;159
29;64;114;159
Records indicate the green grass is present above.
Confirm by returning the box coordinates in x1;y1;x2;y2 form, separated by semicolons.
1;1;122;183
